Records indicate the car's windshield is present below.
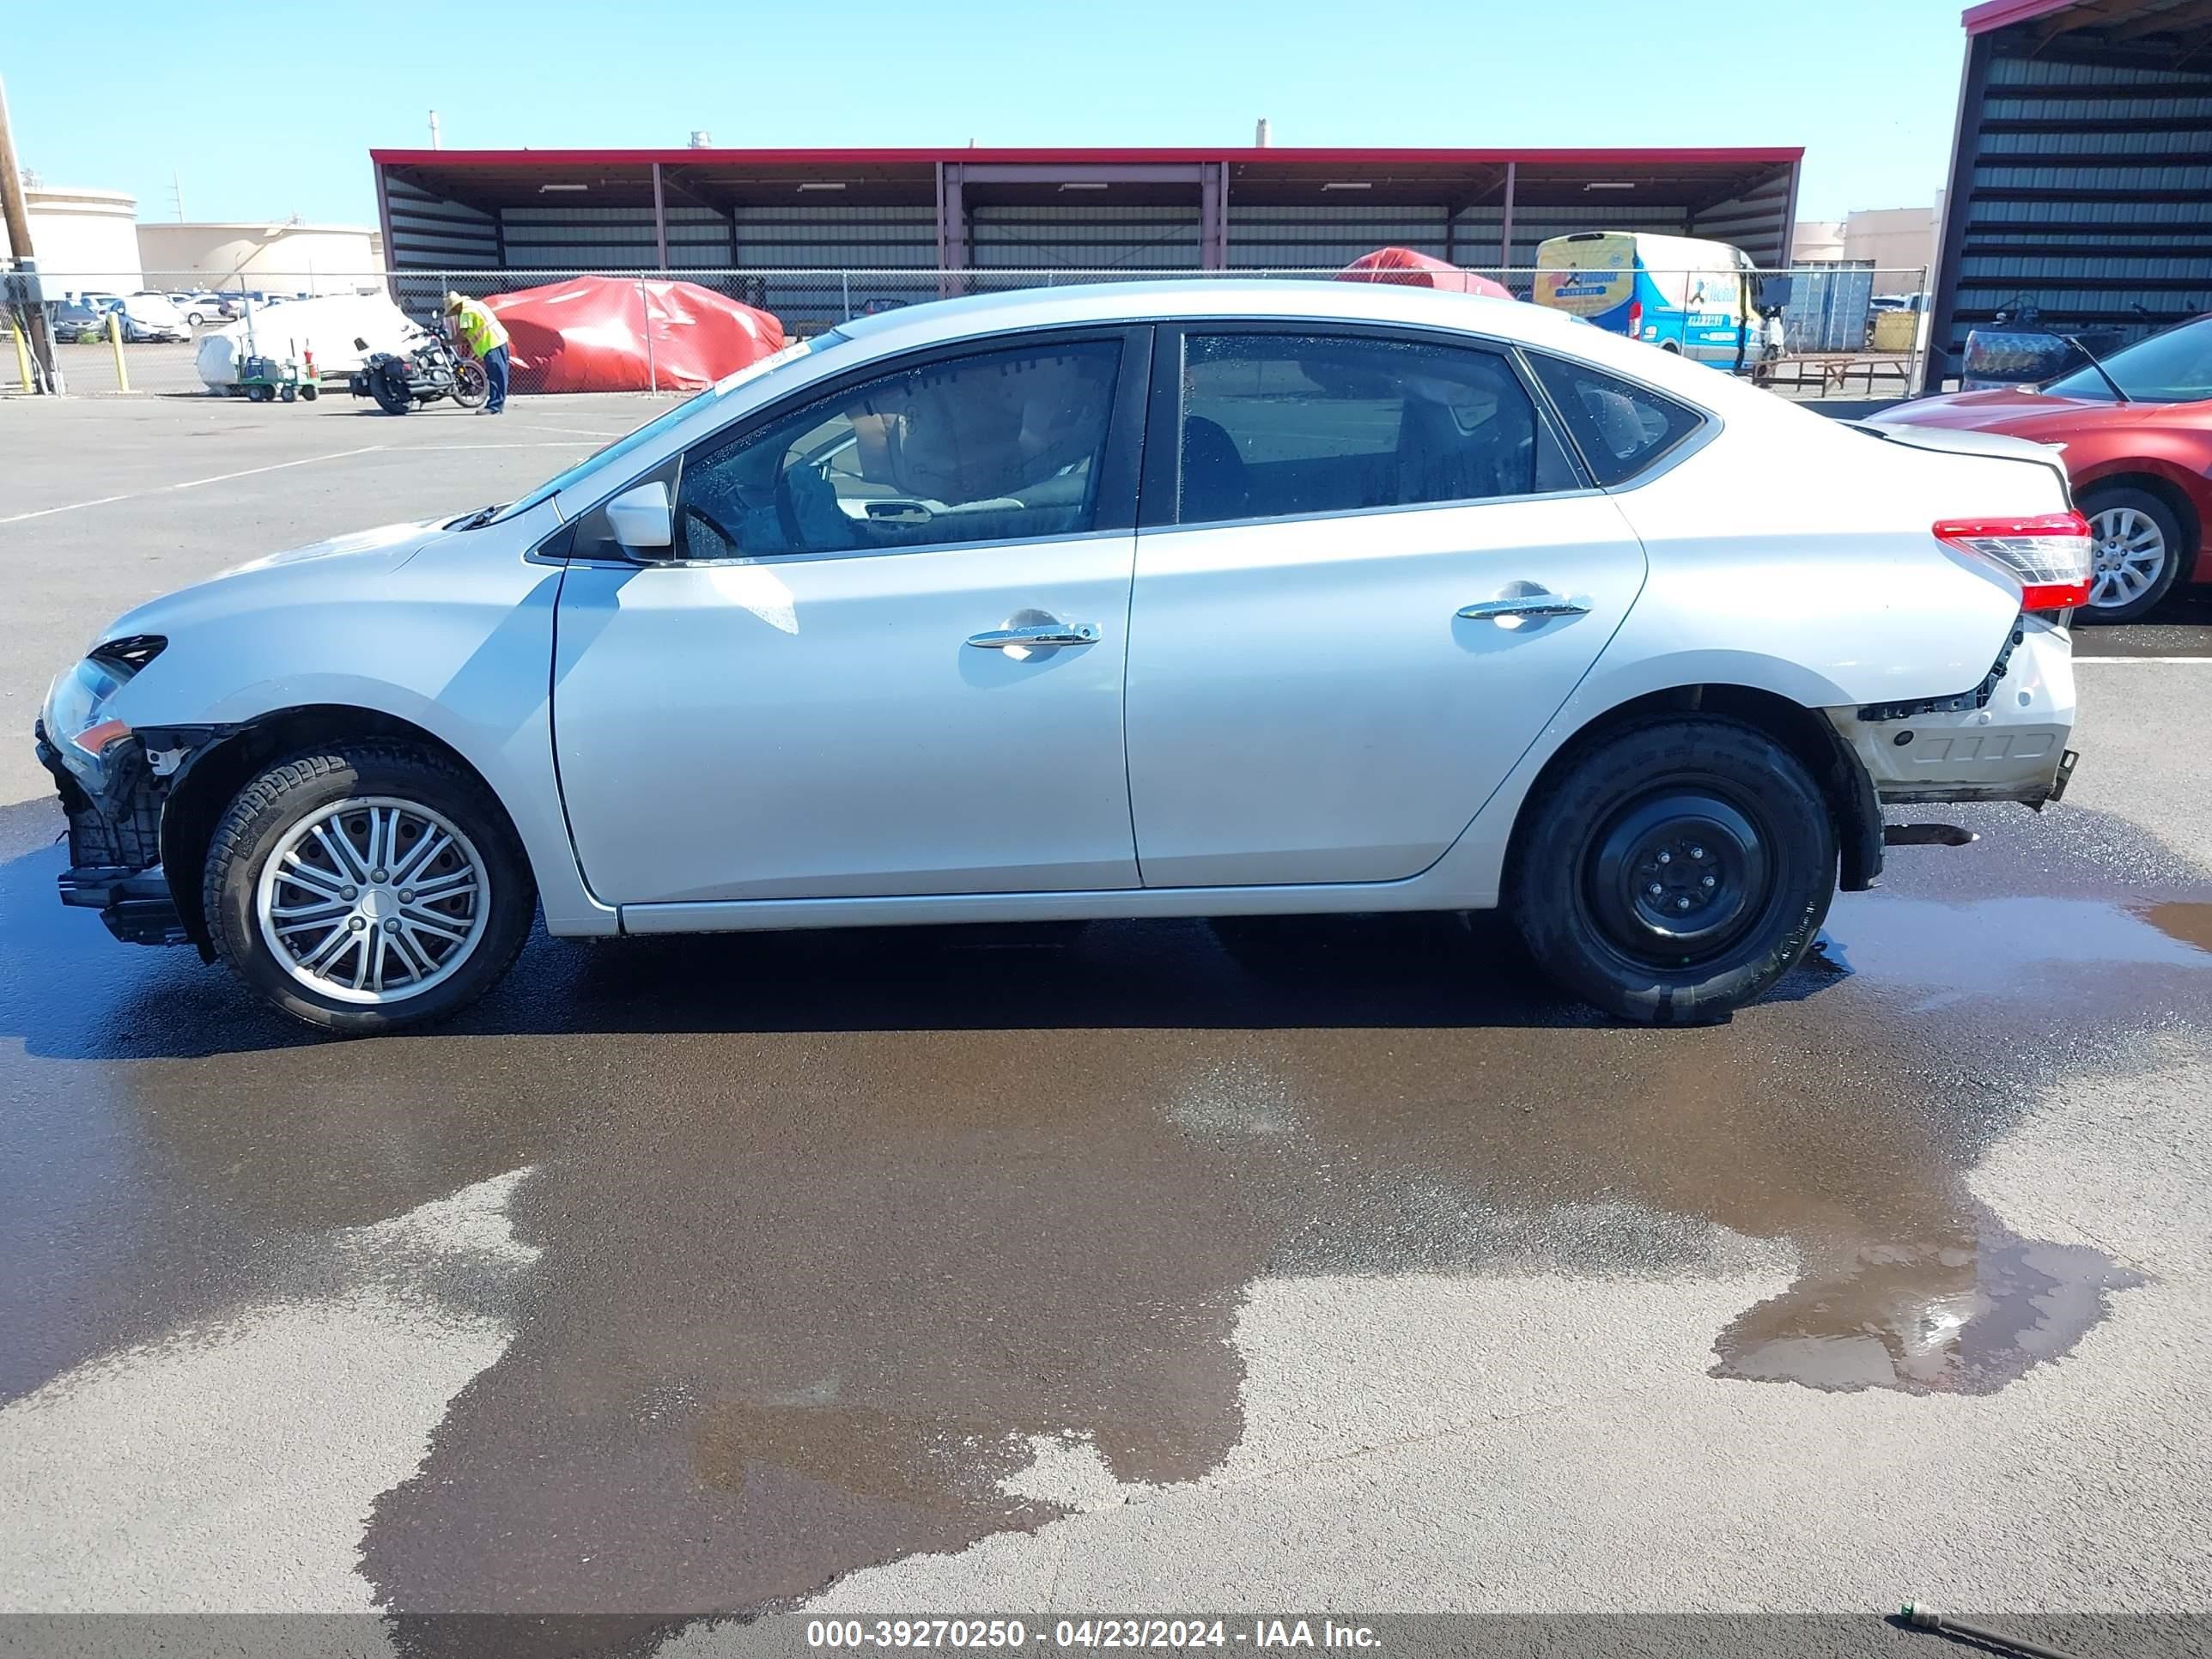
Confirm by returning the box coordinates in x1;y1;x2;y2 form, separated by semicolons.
488;331;848;525
2044;314;2212;404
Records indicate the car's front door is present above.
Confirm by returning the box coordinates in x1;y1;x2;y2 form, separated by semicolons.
1124;325;1653;888
552;327;1149;906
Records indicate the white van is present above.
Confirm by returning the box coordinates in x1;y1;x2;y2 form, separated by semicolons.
1534;232;1765;370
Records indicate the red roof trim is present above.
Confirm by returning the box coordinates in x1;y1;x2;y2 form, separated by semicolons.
1961;0;2075;35
371;145;1803;169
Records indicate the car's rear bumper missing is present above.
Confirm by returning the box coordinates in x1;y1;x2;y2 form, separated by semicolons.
1827;617;2077;810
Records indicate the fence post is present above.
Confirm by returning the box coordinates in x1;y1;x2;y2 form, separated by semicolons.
640;278;656;396
842;270;852;322
1910;264;1930;397
107;308;130;393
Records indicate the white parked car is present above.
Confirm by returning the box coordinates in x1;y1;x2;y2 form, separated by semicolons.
171;291;239;327
35;280;2087;1034
106;292;191;343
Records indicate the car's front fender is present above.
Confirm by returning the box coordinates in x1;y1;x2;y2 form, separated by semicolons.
92;509;614;938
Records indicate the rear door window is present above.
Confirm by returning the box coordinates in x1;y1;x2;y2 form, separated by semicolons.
1170;331;1581;527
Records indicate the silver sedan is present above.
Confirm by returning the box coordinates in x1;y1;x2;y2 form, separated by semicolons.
36;279;2086;1033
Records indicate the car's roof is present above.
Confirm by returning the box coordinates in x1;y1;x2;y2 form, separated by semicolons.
836;277;1587;355
830;276;1788;425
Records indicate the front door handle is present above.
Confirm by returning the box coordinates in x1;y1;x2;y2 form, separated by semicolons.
1456;592;1594;623
966;622;1101;649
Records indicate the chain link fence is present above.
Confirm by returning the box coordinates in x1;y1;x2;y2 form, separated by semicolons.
6;264;1938;401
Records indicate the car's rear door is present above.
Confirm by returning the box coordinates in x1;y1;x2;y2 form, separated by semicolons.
1122;323;1650;888
551;325;1151;906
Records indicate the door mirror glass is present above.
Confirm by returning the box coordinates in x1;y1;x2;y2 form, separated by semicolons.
604;480;674;553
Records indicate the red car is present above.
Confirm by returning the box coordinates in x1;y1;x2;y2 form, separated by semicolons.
1875;313;2212;623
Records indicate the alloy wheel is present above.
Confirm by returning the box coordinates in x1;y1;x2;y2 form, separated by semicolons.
254;796;490;1005
2087;506;2167;611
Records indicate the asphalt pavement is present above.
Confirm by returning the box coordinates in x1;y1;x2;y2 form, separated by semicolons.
1;392;2209;1655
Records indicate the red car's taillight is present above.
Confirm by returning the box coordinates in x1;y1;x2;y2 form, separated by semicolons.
1932;512;2094;612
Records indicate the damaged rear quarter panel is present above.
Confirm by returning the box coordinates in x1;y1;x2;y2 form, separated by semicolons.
1829;618;2076;806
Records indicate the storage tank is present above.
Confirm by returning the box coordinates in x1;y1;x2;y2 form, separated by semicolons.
136;222;383;295
0;185;143;293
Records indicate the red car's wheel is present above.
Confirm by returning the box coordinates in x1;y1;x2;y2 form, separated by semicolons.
2079;486;2185;624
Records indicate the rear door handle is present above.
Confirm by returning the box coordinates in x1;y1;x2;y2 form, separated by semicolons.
966;622;1101;649
1456;593;1593;623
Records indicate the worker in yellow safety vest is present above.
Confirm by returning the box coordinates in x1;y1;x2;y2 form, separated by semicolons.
443;291;512;414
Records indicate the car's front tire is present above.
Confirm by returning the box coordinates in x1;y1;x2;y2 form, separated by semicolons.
1509;718;1835;1024
203;743;535;1034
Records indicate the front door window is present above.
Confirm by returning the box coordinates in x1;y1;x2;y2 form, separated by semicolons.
677;339;1126;560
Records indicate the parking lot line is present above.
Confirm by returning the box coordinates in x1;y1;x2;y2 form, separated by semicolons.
2074;655;2212;664
494;422;634;439
0;445;391;525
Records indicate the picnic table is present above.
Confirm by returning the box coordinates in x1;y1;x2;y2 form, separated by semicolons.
1763;352;1917;396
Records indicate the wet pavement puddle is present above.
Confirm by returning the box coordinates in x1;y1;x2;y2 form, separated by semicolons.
0;795;2204;1620
1711;1203;2146;1394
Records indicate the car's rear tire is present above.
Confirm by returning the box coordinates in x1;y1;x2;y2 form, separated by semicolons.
2078;485;2185;623
203;743;535;1034
1509;718;1835;1024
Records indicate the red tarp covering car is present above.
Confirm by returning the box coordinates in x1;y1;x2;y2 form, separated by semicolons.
483;276;786;394
1336;247;1515;301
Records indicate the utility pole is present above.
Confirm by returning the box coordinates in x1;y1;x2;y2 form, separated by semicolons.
0;70;58;392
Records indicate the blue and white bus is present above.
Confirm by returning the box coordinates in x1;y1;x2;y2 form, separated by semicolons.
1533;232;1767;371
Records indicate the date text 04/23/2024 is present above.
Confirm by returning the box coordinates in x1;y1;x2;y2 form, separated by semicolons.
805;1619;1384;1649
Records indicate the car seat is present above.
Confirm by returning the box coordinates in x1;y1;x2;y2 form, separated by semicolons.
1181;415;1250;522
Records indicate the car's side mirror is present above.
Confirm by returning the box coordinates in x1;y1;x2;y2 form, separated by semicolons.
603;480;674;555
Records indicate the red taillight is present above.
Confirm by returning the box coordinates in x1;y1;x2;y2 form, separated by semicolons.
1627;300;1643;337
1932;511;2094;612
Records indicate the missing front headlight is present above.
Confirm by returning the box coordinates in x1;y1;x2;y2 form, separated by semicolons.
87;635;167;676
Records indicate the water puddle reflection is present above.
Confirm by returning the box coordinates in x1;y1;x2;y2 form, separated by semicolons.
1713;1206;2144;1394
1815;895;2212;1012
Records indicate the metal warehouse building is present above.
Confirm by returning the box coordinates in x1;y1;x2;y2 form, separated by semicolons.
370;145;1801;328
1932;0;2212;368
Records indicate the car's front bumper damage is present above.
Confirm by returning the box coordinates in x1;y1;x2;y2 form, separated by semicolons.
1827;616;2078;811
33;719;194;949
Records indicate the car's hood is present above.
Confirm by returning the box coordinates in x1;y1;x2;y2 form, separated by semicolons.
98;519;456;642
223;518;453;575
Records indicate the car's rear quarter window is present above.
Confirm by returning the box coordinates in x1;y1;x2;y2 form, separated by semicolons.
1525;352;1706;487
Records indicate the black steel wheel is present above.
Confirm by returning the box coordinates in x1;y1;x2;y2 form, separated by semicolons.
1510;718;1836;1024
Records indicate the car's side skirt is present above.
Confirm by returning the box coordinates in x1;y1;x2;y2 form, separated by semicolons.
615;874;1498;937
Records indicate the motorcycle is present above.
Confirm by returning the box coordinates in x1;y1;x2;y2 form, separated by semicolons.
346;318;489;415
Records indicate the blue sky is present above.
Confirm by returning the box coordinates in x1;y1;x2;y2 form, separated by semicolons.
5;0;1966;227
